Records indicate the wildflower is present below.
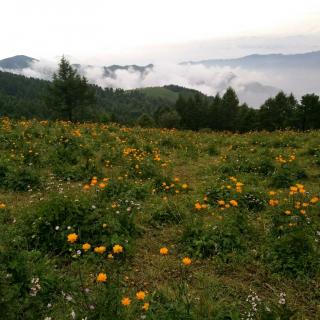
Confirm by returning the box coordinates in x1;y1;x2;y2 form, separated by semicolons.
230;200;238;207
195;202;202;210
107;253;114;259
94;246;106;254
67;233;78;244
102;223;107;228
97;273;107;283
0;203;6;209
310;197;319;204
290;186;298;193
181;183;188;189
160;247;169;255
217;200;225;206
99;183;106;189
121;297;131;306
136;291;146;300
83;184;90;190
182;257;192;266
269;191;276;196
142;302;150;311
300;210;306;215
82;243;91;252
269;199;279;207
284;210;291;215
113;244;123;254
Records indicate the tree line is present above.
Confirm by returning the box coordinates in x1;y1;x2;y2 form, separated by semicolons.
0;57;319;131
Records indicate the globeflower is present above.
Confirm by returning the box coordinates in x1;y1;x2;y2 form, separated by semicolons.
96;273;107;282
67;233;78;244
121;297;131;306
82;243;91;251
160;247;169;255
113;244;123;254
230;200;238;207
142;302;150;311
136;291;146;300
94;246;106;254
310;197;319;204
182;257;192;266
195;202;202;210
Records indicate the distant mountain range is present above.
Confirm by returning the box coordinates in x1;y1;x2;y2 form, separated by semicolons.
0;55;38;70
183;51;320;69
1;51;320;107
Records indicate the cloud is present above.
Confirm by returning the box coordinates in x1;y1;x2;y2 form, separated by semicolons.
3;57;319;107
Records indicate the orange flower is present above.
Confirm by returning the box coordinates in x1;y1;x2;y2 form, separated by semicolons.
121;297;131;306
310;197;319;204
83;184;90;190
99;183;106;189
217;200;225;206
284;210;291;215
182;257;192;266
142;302;149;311
96;272;107;282
94;246;106;254
136;291;146;300
113;244;123;254
195;202;202;210
160;247;169;255
229;200;238;207
67;233;78;243
82;243;91;251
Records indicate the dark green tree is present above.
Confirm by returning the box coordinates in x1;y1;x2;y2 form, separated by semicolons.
297;94;320;130
46;56;95;121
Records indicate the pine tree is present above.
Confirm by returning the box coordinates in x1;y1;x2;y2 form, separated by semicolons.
46;56;95;121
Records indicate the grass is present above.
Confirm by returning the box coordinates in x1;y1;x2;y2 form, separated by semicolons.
0;118;319;319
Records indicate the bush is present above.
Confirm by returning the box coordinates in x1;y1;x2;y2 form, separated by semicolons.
265;231;319;277
150;200;186;226
181;210;251;259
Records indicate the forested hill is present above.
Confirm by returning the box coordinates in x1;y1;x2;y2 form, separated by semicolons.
0;70;175;122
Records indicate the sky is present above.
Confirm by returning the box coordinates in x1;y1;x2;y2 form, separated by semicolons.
1;0;320;64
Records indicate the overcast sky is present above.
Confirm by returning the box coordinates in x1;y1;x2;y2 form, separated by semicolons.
1;0;320;64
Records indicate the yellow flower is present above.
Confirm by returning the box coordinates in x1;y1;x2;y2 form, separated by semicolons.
269;191;276;196
83;184;90;190
269;199;279;207
102;223;107;228
113;244;123;254
229;200;238;207
310;197;319;204
217;200;225;206
82;243;91;251
96;272;107;282
0;203;6;209
181;183;188;189
107;253;114;259
284;210;291;215
160;247;169;255
290;186;298;193
67;233;78;244
99;183;106;189
182;257;192;266
94;246;106;254
136;291;146;300
300;210;306;215
121;297;131;306
142;302;150;311
195;202;202;210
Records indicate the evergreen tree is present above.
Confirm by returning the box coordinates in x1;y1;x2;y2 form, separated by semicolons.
46;56;95;121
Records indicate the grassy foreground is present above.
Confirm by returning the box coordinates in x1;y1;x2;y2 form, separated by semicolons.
0;118;319;320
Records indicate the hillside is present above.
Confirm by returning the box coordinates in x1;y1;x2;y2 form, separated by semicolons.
0;118;319;319
134;85;204;103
